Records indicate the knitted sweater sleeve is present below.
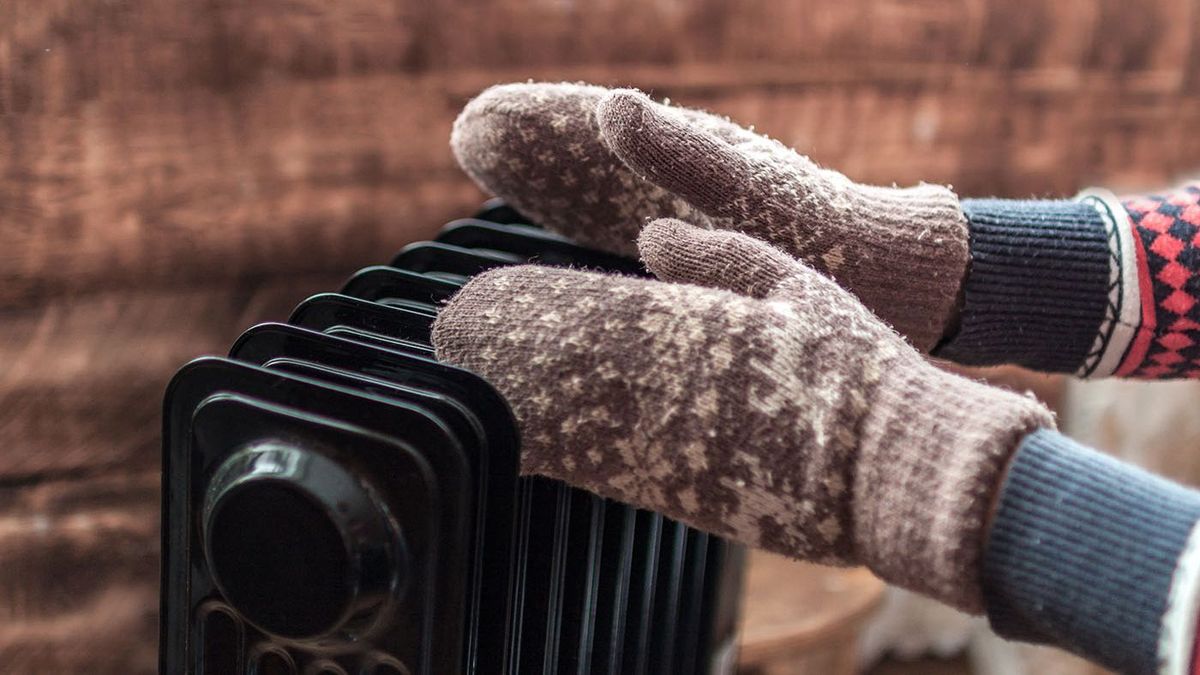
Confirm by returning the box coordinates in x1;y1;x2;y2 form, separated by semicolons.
934;183;1200;379
1111;184;1200;378
981;429;1200;674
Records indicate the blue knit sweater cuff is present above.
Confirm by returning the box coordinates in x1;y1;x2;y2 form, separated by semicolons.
934;200;1111;372
983;429;1200;674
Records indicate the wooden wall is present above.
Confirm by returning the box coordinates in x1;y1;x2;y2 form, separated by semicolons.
3;1;1200;670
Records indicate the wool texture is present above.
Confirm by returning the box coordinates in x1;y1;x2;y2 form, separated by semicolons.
450;82;970;351
935;199;1113;373
596;89;970;351
450;82;716;257
432;256;1053;613
1117;183;1200;378
983;429;1200;674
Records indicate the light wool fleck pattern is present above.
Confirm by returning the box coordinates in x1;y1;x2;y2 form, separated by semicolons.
432;247;1053;614
597;89;970;351
450;82;718;256
451;82;971;351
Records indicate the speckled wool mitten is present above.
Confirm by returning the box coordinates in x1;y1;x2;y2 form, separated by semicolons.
432;262;1053;613
451;82;719;255
451;82;969;350
597;89;969;351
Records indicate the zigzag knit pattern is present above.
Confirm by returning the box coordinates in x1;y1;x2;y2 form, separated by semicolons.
1117;184;1200;378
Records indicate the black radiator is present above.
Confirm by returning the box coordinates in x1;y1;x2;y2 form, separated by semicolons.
160;201;746;675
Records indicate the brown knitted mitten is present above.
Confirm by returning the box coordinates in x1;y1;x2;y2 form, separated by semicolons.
431;254;1052;613
597;89;969;350
451;82;717;256
451;82;969;350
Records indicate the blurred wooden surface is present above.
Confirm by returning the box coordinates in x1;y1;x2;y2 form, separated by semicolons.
0;472;159;673
738;551;885;674
3;0;1200;671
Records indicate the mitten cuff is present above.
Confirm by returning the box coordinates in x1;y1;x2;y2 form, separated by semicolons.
935;199;1112;372
983;429;1200;675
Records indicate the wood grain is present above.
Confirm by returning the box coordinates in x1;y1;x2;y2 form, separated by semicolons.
0;274;343;479
0;471;159;673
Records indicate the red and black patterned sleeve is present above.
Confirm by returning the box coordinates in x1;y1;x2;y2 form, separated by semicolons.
1116;184;1200;378
930;183;1200;379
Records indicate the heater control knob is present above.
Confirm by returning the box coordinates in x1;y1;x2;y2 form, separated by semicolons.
203;443;405;643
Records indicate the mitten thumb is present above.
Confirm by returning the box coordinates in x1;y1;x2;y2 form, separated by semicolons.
598;90;755;218
637;218;807;298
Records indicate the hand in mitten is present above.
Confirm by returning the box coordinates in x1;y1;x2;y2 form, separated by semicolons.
631;226;1200;675
451;82;725;257
452;82;968;350
431;225;1052;614
454;82;1141;376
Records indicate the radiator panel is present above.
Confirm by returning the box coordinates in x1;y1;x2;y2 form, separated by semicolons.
160;203;745;674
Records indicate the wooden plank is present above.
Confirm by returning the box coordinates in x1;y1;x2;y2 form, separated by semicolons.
738;551;884;673
3;1;1195;90
0;471;159;674
0;274;342;478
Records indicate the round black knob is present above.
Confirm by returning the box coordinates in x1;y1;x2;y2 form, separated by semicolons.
203;443;405;643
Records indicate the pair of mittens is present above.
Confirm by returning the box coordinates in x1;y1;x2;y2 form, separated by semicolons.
432;217;1051;614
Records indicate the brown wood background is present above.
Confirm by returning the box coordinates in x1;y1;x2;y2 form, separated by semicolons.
3;1;1200;671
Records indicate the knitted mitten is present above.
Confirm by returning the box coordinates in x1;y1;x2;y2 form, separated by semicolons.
597;89;970;350
432;257;1052;613
454;82;1171;377
452;82;969;350
451;82;719;256
634;227;1200;675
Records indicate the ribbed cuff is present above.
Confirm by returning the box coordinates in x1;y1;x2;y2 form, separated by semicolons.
983;429;1200;675
935;200;1111;372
